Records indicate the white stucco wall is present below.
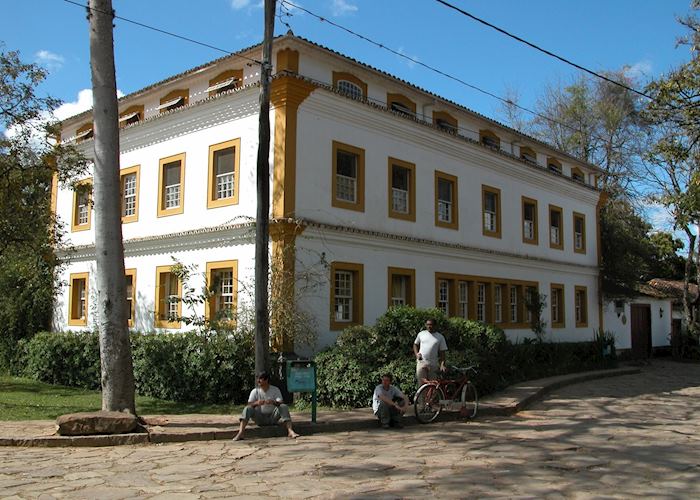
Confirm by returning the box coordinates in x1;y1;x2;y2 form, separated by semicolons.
602;298;673;350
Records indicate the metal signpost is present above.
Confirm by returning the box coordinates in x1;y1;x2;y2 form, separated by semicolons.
286;360;317;423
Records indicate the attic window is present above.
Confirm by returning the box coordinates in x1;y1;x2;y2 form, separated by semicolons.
548;158;562;174
337;80;363;100
390;101;414;116
206;77;238;94
520;147;537;164
118;112;140;127
436;118;457;133
75;124;93;143
480;130;500;150
572;168;585;182
157;96;184;111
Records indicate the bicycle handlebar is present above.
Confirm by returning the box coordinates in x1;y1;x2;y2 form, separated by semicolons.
450;365;478;374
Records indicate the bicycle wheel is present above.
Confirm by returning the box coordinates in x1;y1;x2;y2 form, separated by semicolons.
414;383;444;424
460;382;478;419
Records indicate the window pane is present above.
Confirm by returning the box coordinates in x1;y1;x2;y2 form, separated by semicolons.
438;178;452;202
122;173;137;217
391;275;408;306
392;165;409;191
334;270;353;322
214;147;236;200
164;161;181;185
164;162;181;209
338;80;363;99
438;279;449;314
214;147;235;175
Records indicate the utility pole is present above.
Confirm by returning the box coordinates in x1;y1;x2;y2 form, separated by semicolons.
254;0;276;376
88;0;136;413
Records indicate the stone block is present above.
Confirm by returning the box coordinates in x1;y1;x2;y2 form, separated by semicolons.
56;411;138;436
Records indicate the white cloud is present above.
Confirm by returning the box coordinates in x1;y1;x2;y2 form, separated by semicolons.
230;0;262;10
331;0;358;16
623;60;653;80
397;47;419;69
35;50;65;70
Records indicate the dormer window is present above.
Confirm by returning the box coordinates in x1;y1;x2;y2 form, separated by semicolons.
520;146;537;164
332;72;367;100
157;89;188;113
75;123;93;143
387;93;416;118
337;80;363;99
571;167;585;182
548;157;562;174
207;70;243;96
480;130;500;150
433;111;458;134
118;105;144;128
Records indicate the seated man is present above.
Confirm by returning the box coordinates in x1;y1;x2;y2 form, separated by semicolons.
232;371;300;441
372;373;408;429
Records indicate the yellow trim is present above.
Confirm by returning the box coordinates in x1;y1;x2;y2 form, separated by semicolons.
68;272;89;326
547;157;562;174
481;185;502;239
154;265;182;329
575;285;588;327
75;122;93;143
330;262;364;330
125;268;136;328
387;157;416;222
118;105;144;128
387;267;416;308
208;69;243;97
331;141;365;212
521;196;539;245
549;204;564;250
276;48;299;73
573;211;586;254
207;138;241;209
434;170;459;230
120;165;140;224
159;88;189;113
332;71;367;98
551;283;565;328
479;129;500;149
50;171;59;217
519;146;537;163
433;110;458;132
205;260;239;326
387;93;416;114
157;153;186;217
71;178;92;232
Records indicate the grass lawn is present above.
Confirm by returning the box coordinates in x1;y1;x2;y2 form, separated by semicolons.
0;376;243;421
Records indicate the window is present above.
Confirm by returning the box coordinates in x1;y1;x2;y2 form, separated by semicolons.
458;281;469;319
525;286;538;324
480;130;500;150
157;89;188;113
72;179;92;232
575;286;588;327
510;285;519;323
522;197;538;244
120;165;140;223
477;283;487;322
118;105;144;128
520;146;537;164
482;185;501;238
435;171;458;230
207;69;243;96
387;93;416;117
494;284;503;323
571;167;585;182
68;272;89;326
207;139;241;209
573;212;586;254
388;267;415;307
549;205;563;250
433;111;458;134
206;260;238;325
155;266;182;328
387;158;416;221
332;141;365;212
437;279;450;315
125;269;136;327
547;157;562;174
75;122;93;143
551;284;565;328
332;72;367;100
158;153;185;217
330;262;363;330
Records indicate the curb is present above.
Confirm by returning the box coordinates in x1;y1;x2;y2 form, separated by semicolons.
0;366;641;447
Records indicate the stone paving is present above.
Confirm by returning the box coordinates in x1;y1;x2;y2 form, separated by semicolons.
1;359;699;498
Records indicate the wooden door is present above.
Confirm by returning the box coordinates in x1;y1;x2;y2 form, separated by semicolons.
630;304;652;359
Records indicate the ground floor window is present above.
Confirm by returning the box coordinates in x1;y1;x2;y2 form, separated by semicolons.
68;272;89;326
330;262;364;330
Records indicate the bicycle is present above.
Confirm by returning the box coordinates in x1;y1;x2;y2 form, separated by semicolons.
414;365;478;424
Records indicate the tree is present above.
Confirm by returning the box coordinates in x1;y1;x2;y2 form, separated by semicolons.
648;232;686;280
87;0;135;413
0;47;86;369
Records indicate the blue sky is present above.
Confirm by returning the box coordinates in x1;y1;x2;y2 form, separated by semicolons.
1;0;694;125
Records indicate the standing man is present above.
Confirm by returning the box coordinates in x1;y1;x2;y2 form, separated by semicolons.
413;318;447;387
373;373;408;429
232;372;300;441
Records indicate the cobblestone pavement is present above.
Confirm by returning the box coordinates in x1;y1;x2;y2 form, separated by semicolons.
1;360;699;499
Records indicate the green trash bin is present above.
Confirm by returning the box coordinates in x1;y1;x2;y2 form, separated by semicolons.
286;360;317;423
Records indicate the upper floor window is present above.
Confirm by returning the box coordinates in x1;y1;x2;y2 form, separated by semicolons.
388;158;416;221
388;267;415;307
72;179;92;232
387;93;416;118
68;272;89;326
75;122;93;143
208;139;241;209
332;141;365;212
520;146;537;164
120;165;140;223
332;71;367;100
207;70;243;96
522;197;538;245
433;111;458;134
482;185;501;238
547;157;562;174
549;205;563;250
573;212;586;253
330;262;364;330
571;167;585;182
158;153;186;217
435;171;458;230
118;105;144;128
480;130;500;150
157;89;189;113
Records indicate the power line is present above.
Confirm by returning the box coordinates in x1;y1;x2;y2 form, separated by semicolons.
62;0;262;65
433;0;653;101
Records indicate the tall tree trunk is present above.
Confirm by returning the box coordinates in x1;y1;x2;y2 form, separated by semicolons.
88;0;135;413
254;0;276;376
683;227;697;339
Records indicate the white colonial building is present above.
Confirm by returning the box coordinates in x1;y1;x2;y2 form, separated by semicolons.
52;34;605;350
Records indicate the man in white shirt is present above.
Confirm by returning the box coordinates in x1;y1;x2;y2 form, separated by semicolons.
413;318;448;387
372;373;408;428
232;372;300;441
